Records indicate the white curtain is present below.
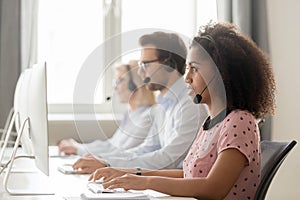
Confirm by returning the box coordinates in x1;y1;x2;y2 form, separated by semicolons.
21;0;38;71
0;0;38;128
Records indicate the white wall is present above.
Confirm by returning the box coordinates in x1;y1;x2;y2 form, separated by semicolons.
48;118;118;145
267;0;300;199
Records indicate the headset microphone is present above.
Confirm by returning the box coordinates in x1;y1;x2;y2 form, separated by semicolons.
143;77;151;83
125;65;137;92
143;54;177;84
193;75;216;104
193;88;206;104
143;65;163;84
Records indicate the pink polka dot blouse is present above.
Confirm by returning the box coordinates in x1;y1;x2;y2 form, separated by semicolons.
183;110;261;200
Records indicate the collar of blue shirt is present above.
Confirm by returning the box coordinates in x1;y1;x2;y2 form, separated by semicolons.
156;77;187;110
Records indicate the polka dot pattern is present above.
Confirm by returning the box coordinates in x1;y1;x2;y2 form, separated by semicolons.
183;110;260;200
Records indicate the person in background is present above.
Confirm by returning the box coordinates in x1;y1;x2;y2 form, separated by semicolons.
58;60;158;156
89;22;276;200
71;31;209;174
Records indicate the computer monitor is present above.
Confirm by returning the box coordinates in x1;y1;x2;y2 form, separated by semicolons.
2;62;53;195
23;62;49;175
17;69;34;155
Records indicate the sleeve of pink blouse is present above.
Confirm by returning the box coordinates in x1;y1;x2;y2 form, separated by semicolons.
217;110;259;165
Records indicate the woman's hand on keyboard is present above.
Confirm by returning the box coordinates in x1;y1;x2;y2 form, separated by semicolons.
102;174;149;191
89;167;127;182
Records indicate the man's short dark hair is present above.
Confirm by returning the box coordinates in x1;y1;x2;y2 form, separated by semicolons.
139;32;187;75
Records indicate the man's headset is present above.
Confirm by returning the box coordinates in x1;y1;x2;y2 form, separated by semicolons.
164;33;178;72
143;52;177;84
164;52;177;72
106;64;137;101
125;64;137;91
143;33;182;82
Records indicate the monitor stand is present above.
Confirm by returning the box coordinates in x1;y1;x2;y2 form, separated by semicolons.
2;117;55;195
0;109;17;164
0;108;14;143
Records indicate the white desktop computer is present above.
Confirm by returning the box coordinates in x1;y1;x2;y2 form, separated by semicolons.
0;62;53;195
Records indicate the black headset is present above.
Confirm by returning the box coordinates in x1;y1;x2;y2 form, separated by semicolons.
164;33;178;72
125;64;137;91
164;52;177;72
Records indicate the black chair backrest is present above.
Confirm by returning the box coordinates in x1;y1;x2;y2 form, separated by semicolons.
254;140;297;200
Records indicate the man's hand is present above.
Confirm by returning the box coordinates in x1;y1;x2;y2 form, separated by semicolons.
72;154;107;174
57;138;79;155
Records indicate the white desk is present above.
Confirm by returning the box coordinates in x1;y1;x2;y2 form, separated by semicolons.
0;153;195;200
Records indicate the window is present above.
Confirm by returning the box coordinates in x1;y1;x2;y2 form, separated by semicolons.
38;0;103;105
121;0;217;62
37;0;217;112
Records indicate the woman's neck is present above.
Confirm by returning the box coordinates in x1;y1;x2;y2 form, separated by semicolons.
207;97;226;119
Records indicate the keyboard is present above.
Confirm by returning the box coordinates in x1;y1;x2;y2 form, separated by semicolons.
87;182;125;193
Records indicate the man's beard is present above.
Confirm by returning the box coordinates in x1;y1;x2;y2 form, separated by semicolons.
147;83;166;91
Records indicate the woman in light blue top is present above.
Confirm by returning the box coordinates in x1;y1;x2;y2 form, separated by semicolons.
58;60;157;156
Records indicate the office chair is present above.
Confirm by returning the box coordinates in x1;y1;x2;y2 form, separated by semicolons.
254;140;297;200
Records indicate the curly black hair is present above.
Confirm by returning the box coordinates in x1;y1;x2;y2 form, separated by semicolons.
191;22;276;119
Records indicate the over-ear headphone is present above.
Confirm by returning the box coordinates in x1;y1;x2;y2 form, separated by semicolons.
164;52;177;72
164;33;178;73
125;64;137;91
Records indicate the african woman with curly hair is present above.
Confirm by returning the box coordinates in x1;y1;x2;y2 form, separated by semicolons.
89;22;276;200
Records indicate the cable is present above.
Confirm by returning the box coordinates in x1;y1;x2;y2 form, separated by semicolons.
0;155;34;175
